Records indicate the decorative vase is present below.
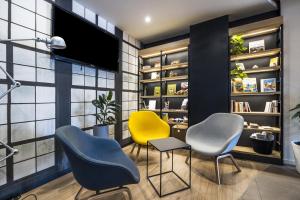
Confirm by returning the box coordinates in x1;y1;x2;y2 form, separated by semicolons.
93;125;109;138
291;141;300;173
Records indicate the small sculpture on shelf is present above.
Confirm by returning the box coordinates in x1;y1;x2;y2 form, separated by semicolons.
169;70;178;77
171;60;180;65
164;101;170;109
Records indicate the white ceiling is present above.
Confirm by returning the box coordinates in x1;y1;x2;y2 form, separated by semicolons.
76;0;276;44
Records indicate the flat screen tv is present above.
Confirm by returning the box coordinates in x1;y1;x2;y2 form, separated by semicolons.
53;5;119;71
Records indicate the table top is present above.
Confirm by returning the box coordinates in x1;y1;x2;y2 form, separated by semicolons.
148;137;190;152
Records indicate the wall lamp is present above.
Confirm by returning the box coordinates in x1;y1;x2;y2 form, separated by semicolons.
0;36;67;49
0;36;66;162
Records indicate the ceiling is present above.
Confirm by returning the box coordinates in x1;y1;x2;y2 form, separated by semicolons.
76;0;277;44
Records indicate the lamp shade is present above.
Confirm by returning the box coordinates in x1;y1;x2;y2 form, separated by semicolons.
47;36;66;49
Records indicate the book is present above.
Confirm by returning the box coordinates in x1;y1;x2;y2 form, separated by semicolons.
167;84;177;95
181;98;188;110
269;57;279;67
242;78;258;93
154;86;161;96
264;100;278;113
249;40;265;53
260;78;276;92
148;100;156;110
232;101;251;112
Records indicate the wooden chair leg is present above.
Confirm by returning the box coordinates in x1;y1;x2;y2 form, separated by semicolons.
130;143;136;154
135;145;141;162
166;151;170;158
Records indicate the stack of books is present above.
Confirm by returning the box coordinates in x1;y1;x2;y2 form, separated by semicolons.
264;100;279;113
231;100;251;112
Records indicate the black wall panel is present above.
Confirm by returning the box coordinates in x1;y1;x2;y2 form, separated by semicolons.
189;16;229;125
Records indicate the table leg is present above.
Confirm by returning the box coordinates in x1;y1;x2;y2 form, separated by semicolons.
160;151;162;197
172;150;174;171
189;147;191;187
147;142;149;178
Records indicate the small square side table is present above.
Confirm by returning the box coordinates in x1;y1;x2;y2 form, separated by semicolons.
147;137;191;197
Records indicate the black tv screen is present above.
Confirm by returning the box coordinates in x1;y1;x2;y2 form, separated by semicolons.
53;5;119;71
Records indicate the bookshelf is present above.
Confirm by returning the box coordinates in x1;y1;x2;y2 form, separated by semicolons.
139;39;189;141
229;16;283;164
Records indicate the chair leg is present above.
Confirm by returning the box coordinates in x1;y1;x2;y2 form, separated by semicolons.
229;154;241;172
185;153;190;164
123;187;133;200
166;151;170;158
214;156;221;185
74;187;84;200
130;143;136;153
83;187;132;200
135;145;141;162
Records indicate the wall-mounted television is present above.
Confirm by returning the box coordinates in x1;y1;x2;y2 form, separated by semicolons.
53;5;119;71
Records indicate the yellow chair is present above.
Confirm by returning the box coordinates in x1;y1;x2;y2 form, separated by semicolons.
128;111;170;161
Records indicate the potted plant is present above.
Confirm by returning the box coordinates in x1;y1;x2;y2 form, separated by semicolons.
92;91;120;138
230;34;248;55
290;104;300;173
230;64;248;93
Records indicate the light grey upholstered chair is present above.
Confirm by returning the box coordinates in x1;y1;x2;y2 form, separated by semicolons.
186;113;244;184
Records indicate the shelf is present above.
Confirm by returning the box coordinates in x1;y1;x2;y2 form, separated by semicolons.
140;109;188;114
140;62;188;73
233;146;281;159
140;75;188;84
140;109;160;112
162;95;188;98
231;92;281;96
140;96;160;99
168;122;188;126
241;66;281;74
233;112;280;116
230;48;281;61
244;127;280;134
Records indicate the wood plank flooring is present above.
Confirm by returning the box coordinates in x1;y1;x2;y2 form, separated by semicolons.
24;145;300;200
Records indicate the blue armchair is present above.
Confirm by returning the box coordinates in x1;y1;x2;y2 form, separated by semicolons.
55;125;140;200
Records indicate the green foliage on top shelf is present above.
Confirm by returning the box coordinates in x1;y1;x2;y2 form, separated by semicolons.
230;64;248;79
92;91;121;126
230;35;248;55
290;104;300;121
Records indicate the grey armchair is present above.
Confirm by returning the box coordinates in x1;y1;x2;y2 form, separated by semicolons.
56;125;140;200
186;113;244;184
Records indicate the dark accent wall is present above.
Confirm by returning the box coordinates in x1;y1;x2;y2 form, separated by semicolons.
189;16;229;125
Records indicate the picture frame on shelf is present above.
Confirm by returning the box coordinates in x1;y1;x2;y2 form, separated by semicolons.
151;72;160;79
167;84;177;95
269;57;279;67
249;40;265;53
260;78;276;92
236;63;245;70
242;78;258;93
148;100;156;110
154;86;161;96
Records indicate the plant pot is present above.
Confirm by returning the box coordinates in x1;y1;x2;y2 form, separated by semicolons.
291;141;300;173
93;125;109;138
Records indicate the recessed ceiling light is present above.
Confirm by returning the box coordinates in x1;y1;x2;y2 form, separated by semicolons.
145;16;151;23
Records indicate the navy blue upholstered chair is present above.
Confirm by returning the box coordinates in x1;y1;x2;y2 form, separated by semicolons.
55;125;140;200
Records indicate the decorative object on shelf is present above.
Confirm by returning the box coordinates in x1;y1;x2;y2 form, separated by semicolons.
169;70;178;77
230;65;248;79
290;103;300;173
172;124;188;142
142;101;147;109
249;123;259;128
154;62;161;68
162;113;169;122
230;34;248;55
181;82;188;90
151;72;160;79
242;78;258;92
171;60;180;65
167;84;177;95
143;65;151;70
143;86;148;96
244;121;248;127
250;131;274;155
183;116;188;123
252;65;259;69
154;86;161;96
260;78;276;92
249;39;265;53
236;63;245;70
181;98;188;110
231;78;244;93
164;101;170;109
92;91;120;138
148;100;156;110
269;57;279;67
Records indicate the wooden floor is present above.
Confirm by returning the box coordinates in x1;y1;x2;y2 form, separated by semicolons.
24;145;300;200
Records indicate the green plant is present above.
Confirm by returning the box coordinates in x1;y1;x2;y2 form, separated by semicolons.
230;35;248;55
92;91;120;126
230;64;248;79
290;104;300;121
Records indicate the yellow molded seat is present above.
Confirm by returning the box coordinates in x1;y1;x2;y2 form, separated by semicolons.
129;111;170;145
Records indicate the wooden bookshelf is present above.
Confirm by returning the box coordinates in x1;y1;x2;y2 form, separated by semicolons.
168;121;188;126
140;96;160;99
230;48;281;61
140;78;161;84
140;67;161;73
233;146;281;159
162;109;188;113
242;66;280;74
162;75;188;82
162;95;188;98
233;112;280;116
231;92;281;96
140;62;188;73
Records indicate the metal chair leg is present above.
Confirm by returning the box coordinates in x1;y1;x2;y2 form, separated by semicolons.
75;187;84;200
123;187;133;200
214;156;221;185
166;151;170;158
229;154;241;172
130;143;136;153
185;153;190;164
135;145;141;162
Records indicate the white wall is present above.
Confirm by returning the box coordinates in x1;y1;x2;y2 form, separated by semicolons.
281;0;300;165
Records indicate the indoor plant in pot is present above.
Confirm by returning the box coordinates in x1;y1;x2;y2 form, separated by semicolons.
92;91;120;138
290;104;300;173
